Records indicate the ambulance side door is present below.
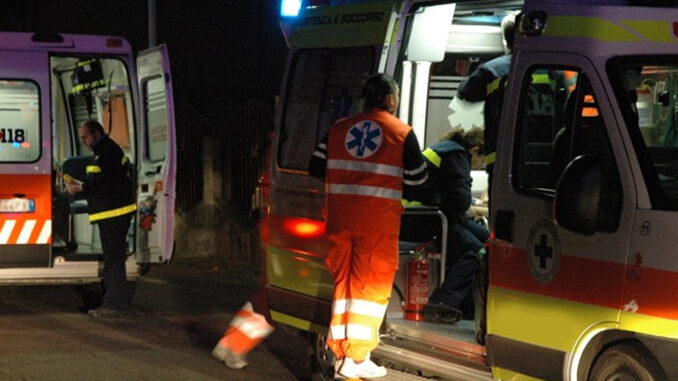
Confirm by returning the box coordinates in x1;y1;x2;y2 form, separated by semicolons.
135;44;176;263
487;52;635;380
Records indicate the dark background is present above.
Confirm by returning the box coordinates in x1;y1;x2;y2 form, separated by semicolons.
0;0;288;215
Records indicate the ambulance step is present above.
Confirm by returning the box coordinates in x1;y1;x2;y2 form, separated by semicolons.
377;367;436;381
385;318;486;362
373;343;492;381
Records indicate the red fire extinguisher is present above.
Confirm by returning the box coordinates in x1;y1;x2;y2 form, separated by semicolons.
404;242;431;321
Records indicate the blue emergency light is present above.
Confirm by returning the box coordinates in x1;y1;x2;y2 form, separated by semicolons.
281;0;302;17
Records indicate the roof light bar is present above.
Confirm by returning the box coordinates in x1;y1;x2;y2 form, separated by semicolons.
281;0;302;17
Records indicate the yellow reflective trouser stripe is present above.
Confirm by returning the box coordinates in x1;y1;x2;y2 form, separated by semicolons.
545;16;640;42
402;199;423;207
86;165;101;174
622;20;674;43
89;204;137;222
422;148;441;168
485;152;496;165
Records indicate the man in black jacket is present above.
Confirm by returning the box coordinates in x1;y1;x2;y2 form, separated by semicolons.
66;120;136;316
456;11;518;196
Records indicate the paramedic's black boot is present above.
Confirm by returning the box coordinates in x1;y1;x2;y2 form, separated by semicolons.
422;302;462;324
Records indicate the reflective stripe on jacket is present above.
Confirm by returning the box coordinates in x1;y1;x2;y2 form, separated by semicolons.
421;140;471;219
82;135;136;222
325;109;411;234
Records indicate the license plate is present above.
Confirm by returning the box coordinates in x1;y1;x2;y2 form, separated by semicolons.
0;198;35;213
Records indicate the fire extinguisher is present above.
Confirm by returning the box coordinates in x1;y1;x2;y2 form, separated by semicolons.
404;242;431;321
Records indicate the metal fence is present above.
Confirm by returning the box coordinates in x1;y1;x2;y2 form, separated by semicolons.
175;97;273;215
219;99;274;216
175;100;205;213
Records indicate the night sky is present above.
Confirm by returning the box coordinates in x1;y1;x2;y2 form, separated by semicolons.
1;0;287;131
1;1;289;211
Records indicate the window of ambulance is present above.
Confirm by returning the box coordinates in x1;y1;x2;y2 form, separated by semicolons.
278;48;375;171
0;80;40;163
51;57;133;157
142;76;168;162
609;58;678;210
513;66;618;196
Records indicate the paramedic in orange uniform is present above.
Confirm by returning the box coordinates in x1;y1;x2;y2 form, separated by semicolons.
308;73;428;379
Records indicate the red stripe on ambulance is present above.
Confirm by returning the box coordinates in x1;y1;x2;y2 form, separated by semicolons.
490;242;678;322
489;243;625;310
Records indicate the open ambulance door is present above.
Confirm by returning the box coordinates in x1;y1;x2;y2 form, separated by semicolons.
135;44;176;264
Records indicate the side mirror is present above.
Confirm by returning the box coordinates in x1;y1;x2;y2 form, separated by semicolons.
554;155;602;235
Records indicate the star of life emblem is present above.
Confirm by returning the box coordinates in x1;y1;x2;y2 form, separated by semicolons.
345;120;382;158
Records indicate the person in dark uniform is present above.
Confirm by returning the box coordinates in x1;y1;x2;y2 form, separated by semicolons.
420;128;488;324
66;120;136;316
456;11;518;195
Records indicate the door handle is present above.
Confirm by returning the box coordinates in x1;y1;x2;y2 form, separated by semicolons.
144;165;162;176
495;209;514;242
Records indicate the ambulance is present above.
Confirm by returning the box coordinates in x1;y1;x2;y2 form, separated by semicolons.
260;0;678;379
0;33;176;287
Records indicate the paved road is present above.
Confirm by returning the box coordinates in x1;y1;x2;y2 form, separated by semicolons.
0;264;316;381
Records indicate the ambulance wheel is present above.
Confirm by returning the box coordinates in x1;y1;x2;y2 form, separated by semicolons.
588;343;666;381
310;333;337;381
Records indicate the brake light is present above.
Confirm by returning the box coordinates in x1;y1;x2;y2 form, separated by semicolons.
284;218;324;238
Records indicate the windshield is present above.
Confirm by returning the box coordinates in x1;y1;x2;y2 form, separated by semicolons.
278;48;375;171
609;57;678;210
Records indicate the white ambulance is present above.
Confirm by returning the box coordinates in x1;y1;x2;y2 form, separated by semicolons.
0;33;176;286
262;0;678;379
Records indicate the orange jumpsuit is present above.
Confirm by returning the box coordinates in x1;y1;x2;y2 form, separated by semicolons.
310;109;427;362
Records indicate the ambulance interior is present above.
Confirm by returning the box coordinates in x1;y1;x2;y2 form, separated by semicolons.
50;56;136;257
384;4;517;350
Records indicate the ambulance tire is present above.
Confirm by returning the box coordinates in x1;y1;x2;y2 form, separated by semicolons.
588;342;666;381
309;333;337;381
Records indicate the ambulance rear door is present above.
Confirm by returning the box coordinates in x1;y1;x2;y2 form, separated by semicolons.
135;44;176;264
0;45;51;268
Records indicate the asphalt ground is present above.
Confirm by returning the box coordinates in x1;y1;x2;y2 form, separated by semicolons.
0;263;316;381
